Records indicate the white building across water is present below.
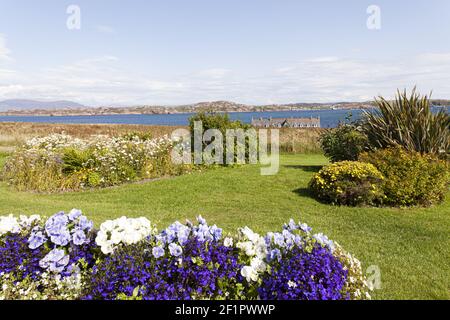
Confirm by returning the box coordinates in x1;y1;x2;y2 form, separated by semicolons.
251;116;321;128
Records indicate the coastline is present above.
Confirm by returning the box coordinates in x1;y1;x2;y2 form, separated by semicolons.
0;106;372;117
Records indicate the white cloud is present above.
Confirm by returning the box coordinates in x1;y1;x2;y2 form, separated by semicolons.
1;52;450;105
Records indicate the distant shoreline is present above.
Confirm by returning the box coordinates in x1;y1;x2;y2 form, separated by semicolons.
0;103;447;118
0;107;372;117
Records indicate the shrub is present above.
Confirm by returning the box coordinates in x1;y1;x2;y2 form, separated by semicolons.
0;210;372;300
189;112;253;164
189;111;251;136
320;123;369;162
359;147;449;206
309;161;385;206
1;134;192;192
362;88;450;157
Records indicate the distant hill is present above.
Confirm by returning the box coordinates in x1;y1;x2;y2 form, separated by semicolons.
0;99;85;112
0;98;448;116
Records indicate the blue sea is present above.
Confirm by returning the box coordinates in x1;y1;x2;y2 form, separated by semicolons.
0;107;448;128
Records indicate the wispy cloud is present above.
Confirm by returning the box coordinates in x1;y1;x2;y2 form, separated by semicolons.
1;52;450;105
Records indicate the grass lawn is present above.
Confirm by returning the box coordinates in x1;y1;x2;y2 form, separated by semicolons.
0;152;449;300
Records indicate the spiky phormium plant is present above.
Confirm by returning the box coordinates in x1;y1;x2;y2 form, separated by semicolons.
362;88;450;157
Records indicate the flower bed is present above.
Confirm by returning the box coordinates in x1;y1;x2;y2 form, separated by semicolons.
0;210;372;300
2;133;193;192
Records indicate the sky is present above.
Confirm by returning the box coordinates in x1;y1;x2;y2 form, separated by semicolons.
1;0;450;106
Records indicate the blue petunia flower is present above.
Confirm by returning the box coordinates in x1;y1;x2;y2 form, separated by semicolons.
152;246;165;259
28;231;47;249
45;212;68;236
68;209;82;221
39;248;70;273
197;215;206;225
168;243;183;257
76;216;93;232
269;248;282;262
72;228;87;245
50;229;71;246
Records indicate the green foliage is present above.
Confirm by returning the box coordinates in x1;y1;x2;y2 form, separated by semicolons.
309;161;385;206
189;112;253;164
61;148;91;174
189;111;251;136
362;88;450;157
359;147;449;207
320;123;369;162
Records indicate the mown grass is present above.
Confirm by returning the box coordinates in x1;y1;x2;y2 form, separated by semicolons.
0;152;448;300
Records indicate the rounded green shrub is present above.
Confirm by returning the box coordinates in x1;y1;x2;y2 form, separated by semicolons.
359;147;449;206
309;161;385;206
320;124;369;162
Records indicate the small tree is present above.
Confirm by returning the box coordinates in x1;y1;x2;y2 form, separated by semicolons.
188;111;252;165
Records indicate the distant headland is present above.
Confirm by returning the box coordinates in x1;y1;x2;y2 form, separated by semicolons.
0;99;449;116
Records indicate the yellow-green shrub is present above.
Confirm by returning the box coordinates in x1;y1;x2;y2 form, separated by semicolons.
359;147;449;206
309;161;385;206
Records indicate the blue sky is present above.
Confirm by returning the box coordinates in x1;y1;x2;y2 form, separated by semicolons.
1;0;450;106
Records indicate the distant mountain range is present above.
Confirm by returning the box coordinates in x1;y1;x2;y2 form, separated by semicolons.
0;99;85;112
0;99;448;116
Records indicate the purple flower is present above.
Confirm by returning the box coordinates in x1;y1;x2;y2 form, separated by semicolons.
50;228;71;246
45;212;68;236
274;233;285;247
68;209;82;221
39;248;70;273
299;223;312;233
313;233;335;252
152;246;165;258
77;216;93;232
168;243;182;257
85;236;245;300
1;233;46;280
28;231;47;249
210;225;222;240
177;230;189;246
197;215;206;225
259;245;347;300
269;248;282;262
72;229;87;245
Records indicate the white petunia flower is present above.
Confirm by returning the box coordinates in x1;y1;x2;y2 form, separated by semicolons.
0;215;21;236
223;237;233;247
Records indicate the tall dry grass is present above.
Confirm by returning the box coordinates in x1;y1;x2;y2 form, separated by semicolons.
278;128;324;153
0;122;324;154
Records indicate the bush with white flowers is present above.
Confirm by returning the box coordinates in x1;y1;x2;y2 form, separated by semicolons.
2;133;193;192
